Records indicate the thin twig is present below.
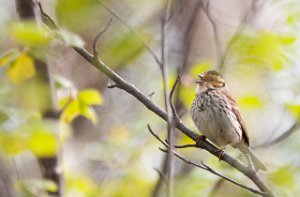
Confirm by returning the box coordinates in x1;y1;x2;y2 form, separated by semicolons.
148;91;155;98
93;18;112;55
169;74;180;120
153;168;167;184
174;144;196;149
147;124;168;147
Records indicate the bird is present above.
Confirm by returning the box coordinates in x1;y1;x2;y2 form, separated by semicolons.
190;70;267;171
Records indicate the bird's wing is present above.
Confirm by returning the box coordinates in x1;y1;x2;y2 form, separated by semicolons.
223;91;250;146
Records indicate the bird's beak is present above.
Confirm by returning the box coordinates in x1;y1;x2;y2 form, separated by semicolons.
196;74;204;83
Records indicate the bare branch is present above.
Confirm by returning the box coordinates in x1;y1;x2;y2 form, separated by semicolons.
38;4;275;196
156;136;266;196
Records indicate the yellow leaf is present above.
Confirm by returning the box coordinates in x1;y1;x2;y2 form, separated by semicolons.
78;89;104;105
268;165;295;187
286;104;300;120
190;62;212;76
238;95;264;109
28;130;57;157
7;53;36;84
80;106;98;124
60;100;81;123
11;21;51;46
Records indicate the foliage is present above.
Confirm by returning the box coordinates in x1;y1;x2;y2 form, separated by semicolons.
59;89;104;123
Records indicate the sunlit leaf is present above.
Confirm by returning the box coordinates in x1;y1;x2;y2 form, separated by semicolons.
11;21;51;46
286;104;300;120
78;89;104;105
59;97;72;109
55;0;100;31
279;35;296;45
61;100;81;123
179;85;196;107
66;174;99;197
80;106;98;124
103;31;150;67
231;30;295;72
190;62;212;76
7;53;36;84
268;165;295;187
238;95;264;109
28;130;57;157
0;132;27;155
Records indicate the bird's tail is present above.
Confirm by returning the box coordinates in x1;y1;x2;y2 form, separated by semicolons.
237;143;267;172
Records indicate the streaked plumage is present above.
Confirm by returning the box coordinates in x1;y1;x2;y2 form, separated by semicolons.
190;70;266;171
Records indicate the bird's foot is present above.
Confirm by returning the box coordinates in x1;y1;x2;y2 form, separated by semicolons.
195;135;206;147
215;147;226;162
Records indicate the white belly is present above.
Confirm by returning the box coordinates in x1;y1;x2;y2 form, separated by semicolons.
191;93;242;148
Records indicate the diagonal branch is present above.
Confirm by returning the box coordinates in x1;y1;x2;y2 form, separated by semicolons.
37;4;275;197
148;125;266;196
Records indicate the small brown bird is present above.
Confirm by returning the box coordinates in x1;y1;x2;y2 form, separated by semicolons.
190;70;267;171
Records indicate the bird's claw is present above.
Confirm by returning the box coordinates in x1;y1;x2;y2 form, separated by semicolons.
215;148;226;162
195;135;206;146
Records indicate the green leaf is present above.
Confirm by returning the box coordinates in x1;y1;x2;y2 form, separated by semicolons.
231;30;295;72
11;21;51;47
102;31;150;67
78;89;104;105
55;0;100;31
7;53;36;84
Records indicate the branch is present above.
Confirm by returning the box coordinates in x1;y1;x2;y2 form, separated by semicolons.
149;127;266;196
37;4;275;197
160;1;174;196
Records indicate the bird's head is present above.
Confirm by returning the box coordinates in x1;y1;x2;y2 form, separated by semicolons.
196;70;226;94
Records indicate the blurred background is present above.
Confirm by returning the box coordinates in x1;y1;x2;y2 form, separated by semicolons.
0;0;300;196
